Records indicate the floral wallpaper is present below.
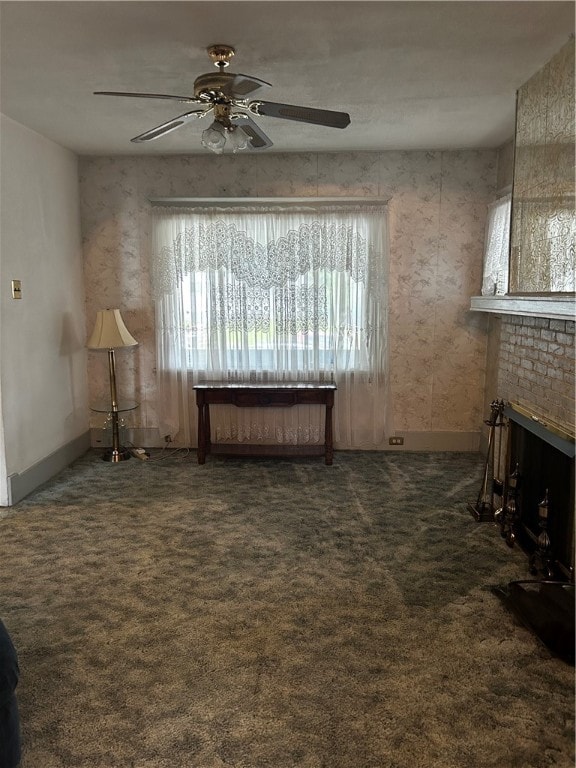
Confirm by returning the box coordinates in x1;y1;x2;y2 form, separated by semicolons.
79;149;496;446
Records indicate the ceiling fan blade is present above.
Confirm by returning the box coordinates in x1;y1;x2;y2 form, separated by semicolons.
252;101;351;129
231;113;273;150
131;109;211;143
225;74;272;99
95;91;199;104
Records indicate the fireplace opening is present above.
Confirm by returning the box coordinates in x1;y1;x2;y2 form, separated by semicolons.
493;404;575;663
504;404;575;580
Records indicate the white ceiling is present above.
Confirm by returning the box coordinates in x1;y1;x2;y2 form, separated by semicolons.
0;1;573;156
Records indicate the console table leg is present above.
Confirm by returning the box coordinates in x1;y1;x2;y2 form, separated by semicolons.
197;401;207;464
325;398;334;465
205;405;211;452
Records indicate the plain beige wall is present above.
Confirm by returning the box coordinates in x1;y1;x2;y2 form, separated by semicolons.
0;114;89;503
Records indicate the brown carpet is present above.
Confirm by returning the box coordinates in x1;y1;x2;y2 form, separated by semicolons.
0;450;573;768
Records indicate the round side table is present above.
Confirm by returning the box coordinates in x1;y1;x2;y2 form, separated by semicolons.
90;400;139;462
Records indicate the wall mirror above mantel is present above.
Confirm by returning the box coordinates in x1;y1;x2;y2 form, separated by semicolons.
509;38;575;295
472;37;575;321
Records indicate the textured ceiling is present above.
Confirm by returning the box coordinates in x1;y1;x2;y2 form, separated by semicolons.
0;1;573;155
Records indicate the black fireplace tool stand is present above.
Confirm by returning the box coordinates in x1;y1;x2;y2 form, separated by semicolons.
468;400;506;522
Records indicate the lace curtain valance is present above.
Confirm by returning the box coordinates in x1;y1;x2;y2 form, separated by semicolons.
152;206;380;297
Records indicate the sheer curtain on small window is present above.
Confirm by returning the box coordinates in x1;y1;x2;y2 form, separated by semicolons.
151;204;390;449
481;194;511;295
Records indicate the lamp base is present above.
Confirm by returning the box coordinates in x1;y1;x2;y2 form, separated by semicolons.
102;447;131;463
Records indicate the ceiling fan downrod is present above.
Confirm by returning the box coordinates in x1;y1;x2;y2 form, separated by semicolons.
193;45;239;102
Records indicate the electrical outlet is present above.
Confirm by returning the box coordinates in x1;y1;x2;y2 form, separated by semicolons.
389;436;404;446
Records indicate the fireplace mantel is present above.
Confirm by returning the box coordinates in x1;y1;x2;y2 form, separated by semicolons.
470;295;575;321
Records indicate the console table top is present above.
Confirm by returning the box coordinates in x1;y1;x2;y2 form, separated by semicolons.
193;381;337;390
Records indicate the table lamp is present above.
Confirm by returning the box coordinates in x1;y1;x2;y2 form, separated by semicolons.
87;308;138;462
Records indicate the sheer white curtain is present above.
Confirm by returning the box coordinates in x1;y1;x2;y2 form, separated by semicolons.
481;194;511;295
151;204;389;449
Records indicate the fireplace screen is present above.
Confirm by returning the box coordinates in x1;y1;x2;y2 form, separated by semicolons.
504;405;575;580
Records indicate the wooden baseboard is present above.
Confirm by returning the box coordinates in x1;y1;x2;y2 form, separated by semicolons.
91;428;482;453
6;431;91;506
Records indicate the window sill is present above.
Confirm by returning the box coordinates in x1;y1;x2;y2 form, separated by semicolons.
470;295;575;321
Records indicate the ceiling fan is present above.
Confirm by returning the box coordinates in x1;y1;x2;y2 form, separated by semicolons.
94;44;351;153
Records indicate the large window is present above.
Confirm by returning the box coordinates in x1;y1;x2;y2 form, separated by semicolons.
180;267;367;372
151;203;389;449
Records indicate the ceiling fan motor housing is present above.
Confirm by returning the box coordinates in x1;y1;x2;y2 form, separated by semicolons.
213;103;233;127
193;72;236;101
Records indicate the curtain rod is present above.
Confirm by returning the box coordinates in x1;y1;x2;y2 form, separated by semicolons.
149;197;389;207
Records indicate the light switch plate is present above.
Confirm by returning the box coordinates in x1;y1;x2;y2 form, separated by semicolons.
11;280;22;299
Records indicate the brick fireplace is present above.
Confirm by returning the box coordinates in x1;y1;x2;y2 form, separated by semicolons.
498;315;575;431
488;311;575;580
483;311;575;661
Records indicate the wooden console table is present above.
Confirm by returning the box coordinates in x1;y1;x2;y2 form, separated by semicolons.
193;382;336;465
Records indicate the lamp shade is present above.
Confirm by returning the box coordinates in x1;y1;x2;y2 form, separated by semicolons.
87;309;138;349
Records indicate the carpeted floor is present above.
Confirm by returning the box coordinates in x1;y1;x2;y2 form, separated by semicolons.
0;450;574;768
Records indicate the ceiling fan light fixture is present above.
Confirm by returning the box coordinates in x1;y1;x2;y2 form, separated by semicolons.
226;125;249;153
201;120;226;154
